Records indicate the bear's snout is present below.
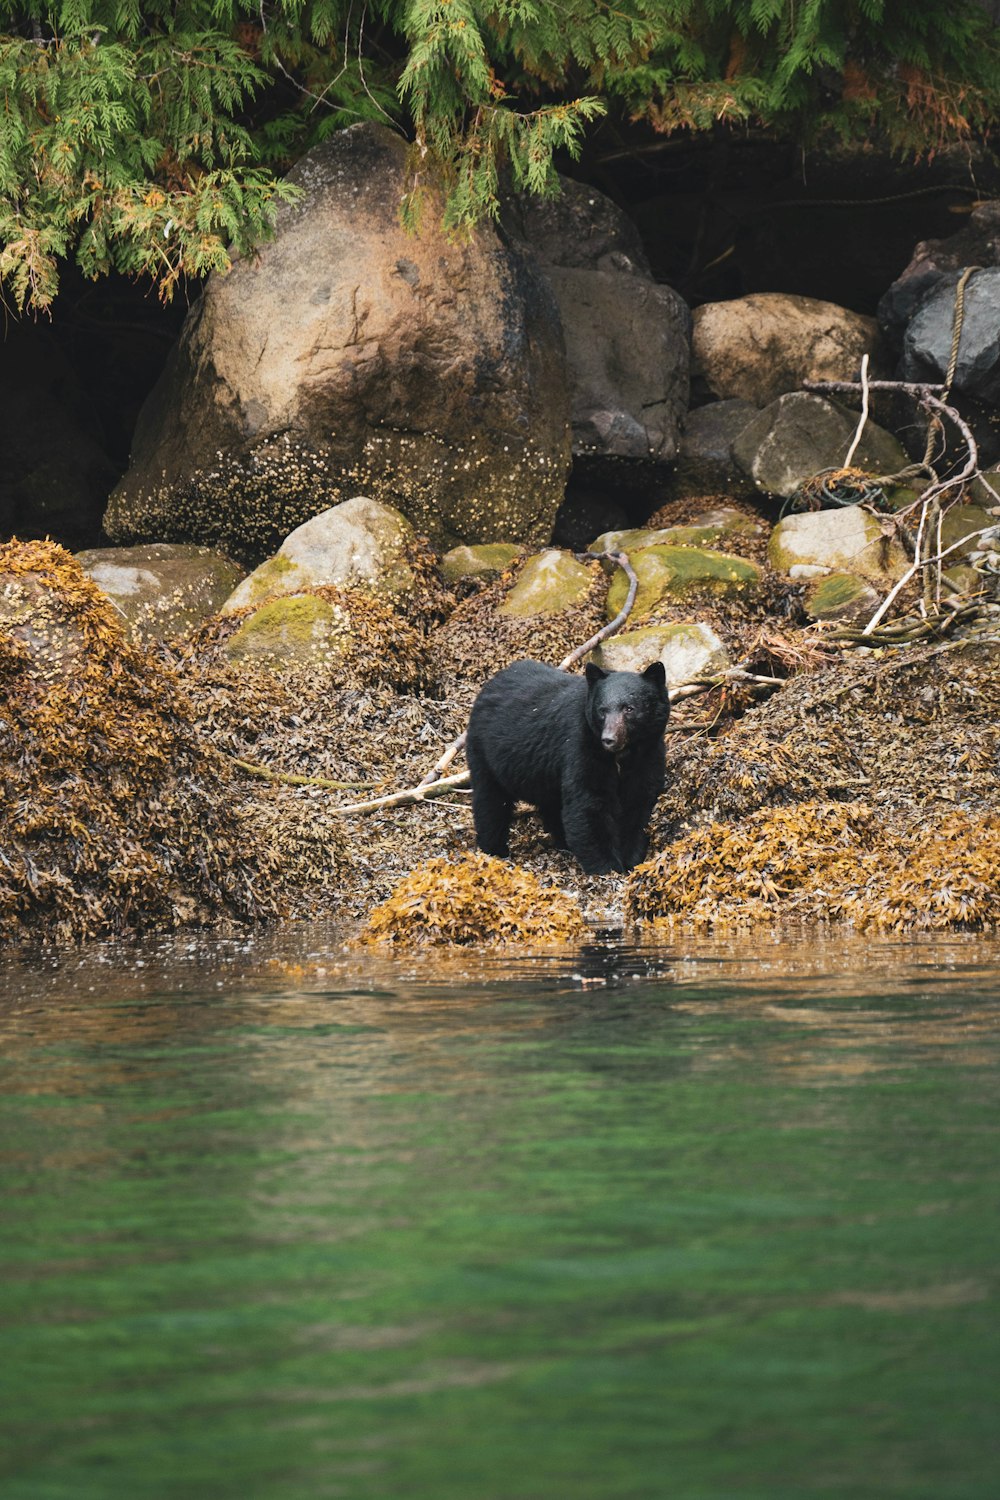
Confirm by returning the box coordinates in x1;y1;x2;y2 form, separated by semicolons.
601;712;629;753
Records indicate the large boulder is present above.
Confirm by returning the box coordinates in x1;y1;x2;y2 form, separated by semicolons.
507;178;689;465
878;201;1000;343
898;268;1000;403
732;393;908;499
692;293;879;406
105;124;571;559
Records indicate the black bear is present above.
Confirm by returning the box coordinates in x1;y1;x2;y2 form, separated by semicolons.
465;659;671;875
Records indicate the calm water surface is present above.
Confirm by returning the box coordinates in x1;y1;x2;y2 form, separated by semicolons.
1;927;998;1499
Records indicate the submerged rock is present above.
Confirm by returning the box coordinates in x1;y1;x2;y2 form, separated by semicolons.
106;123;570;557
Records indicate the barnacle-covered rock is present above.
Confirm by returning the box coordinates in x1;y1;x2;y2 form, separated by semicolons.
361;853;588;947
0;540;283;944
75;543;244;642
440;542;523;586
201;585;432;690
105;123;570;559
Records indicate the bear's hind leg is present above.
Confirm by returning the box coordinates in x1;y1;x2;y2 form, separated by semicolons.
468;754;514;857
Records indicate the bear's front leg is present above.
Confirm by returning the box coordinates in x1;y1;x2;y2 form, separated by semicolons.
560;787;623;875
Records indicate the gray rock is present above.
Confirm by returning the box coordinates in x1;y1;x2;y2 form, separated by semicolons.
544;266;689;464
503;176;652;275
899;267;1000;402
440;543;522;584
878;201;1000;342
732;393;908;498
769;506;908;586
105;123;571;558
498;549;594;617
505;176;689;467
76;543;245;641
221;497;415;615
671;400;759;496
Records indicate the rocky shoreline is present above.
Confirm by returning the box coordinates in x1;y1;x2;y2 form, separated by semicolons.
5;124;1000;949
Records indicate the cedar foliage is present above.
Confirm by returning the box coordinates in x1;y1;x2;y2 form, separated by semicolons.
2;0;1000;310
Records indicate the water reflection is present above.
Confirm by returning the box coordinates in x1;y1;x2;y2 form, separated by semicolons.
1;927;998;1500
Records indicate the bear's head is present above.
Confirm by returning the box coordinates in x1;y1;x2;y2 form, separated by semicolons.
584;661;670;755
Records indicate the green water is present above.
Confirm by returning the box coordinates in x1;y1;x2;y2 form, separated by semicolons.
1;928;998;1500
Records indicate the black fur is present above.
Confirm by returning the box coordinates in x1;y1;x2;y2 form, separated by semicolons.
466;658;671;875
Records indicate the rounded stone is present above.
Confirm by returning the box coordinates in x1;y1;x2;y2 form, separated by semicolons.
75;543;245;641
592;621;730;687
499;550;594;618
221;497;415;615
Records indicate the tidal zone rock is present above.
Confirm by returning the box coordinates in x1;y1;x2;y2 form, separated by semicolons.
75;543;244;642
0;540;282;943
106;123;571;559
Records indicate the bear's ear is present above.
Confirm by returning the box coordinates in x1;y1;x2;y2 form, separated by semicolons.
642;661;667;688
585;662;608;688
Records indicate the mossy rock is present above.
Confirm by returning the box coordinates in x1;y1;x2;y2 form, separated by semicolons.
940;504;994;555
499;549;594;617
591;621;730;687
222;497;418;614
440;542;522;584
216;585;431;689
592;509;762;557
805;571;881;624
606;545;761;619
768;506;908;585
75;543;245;642
223;594;354;668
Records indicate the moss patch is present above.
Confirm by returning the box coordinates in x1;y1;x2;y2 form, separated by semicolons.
606;545;761;619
